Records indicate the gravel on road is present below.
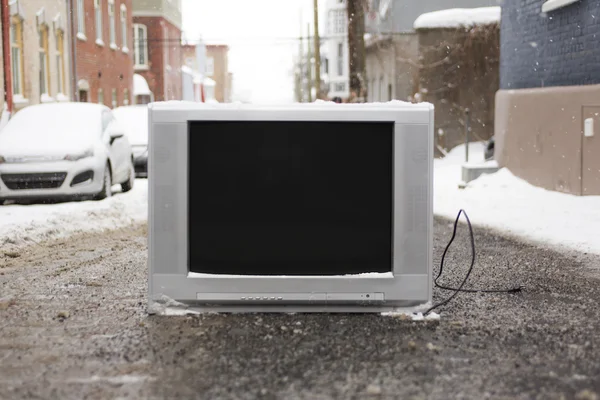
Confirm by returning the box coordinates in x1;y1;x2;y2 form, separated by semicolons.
1;218;599;400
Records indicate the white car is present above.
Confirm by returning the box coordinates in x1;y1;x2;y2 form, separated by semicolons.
113;105;148;178
0;102;135;204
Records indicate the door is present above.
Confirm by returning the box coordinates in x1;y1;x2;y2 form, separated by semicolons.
79;90;88;102
582;106;600;195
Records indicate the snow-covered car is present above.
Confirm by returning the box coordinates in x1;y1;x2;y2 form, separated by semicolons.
112;105;148;178
0;103;135;204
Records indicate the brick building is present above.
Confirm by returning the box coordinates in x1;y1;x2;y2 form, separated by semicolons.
206;44;230;103
495;0;600;195
132;0;183;102
73;0;133;107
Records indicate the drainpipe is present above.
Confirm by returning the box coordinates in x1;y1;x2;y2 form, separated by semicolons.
1;0;13;113
67;0;78;101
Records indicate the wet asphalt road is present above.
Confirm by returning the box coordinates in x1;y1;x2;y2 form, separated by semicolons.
1;219;600;400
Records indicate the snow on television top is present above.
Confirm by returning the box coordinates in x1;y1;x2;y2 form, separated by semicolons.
413;7;501;30
149;99;434;111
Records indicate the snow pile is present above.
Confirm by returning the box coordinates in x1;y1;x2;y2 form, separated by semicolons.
0;180;147;248
435;143;600;255
414;7;501;30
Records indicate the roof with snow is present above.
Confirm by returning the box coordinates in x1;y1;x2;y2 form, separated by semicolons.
414;7;501;30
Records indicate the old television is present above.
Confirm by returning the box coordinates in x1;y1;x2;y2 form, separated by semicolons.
148;101;433;312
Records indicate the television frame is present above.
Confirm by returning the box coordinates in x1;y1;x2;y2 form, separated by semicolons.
148;101;434;313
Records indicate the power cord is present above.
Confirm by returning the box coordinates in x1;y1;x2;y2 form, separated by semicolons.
424;209;523;316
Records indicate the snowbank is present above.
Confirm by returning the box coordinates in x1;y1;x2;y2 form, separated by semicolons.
0;181;147;248
435;143;600;255
414;7;501;30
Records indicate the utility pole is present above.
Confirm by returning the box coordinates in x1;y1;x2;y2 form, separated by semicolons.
313;0;321;100
306;24;313;103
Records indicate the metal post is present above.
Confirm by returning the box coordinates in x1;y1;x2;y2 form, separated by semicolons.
1;0;13;113
465;108;471;163
306;24;312;103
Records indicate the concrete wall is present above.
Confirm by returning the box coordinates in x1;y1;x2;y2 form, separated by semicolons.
75;0;133;107
495;85;600;196
500;0;600;89
15;0;72;109
366;0;497;34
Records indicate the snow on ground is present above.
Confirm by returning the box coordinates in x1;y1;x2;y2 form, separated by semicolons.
435;143;600;255
414;7;501;30
0;180;147;248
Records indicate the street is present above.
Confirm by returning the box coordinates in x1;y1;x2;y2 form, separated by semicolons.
1;218;599;400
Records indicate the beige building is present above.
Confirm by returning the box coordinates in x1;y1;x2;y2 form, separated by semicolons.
206;44;230;103
9;0;72;111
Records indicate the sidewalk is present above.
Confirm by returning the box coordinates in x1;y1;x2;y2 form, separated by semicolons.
435;143;600;255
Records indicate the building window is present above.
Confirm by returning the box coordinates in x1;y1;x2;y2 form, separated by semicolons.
98;88;104;105
39;24;50;97
133;24;148;68
329;10;346;35
334;82;346;92
323;58;329;74
123;88;129;105
76;0;85;39
112;88;117;108
56;29;66;94
206;57;214;76
337;43;343;76
379;76;383;102
10;17;24;96
163;28;169;69
108;0;116;48
388;83;392;101
95;0;104;45
120;5;128;51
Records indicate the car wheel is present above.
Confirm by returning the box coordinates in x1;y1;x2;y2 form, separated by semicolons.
95;165;112;200
0;200;5;206
121;162;135;193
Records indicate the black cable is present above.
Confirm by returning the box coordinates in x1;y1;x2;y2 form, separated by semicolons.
424;209;522;316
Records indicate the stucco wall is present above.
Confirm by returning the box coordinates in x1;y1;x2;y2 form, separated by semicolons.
495;85;600;196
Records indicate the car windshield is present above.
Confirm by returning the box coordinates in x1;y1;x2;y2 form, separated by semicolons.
0;104;100;146
112;106;148;146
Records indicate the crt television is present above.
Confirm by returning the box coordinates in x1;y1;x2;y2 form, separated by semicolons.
148;101;433;313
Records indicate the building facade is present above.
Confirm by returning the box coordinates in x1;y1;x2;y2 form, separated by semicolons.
205;44;230;103
364;0;496;102
495;0;600;195
132;0;183;102
73;0;133;107
7;0;72;111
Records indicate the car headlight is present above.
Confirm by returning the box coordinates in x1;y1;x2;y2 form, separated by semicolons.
64;149;94;161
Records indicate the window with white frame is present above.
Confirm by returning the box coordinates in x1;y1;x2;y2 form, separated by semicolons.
163;28;169;69
120;5;128;51
10;17;24;96
133;24;148;68
123;88;129;105
337;42;343;76
76;0;85;39
98;88;104;105
38;24;50;97
112;88;117;108
95;0;103;45
56;29;66;94
329;10;346;34
108;0;116;48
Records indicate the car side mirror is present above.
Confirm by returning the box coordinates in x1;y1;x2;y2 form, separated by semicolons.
108;129;124;145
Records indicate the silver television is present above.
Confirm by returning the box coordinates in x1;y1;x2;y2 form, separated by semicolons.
148;101;433;313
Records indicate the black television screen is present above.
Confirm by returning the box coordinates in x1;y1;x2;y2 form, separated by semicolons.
188;121;393;275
